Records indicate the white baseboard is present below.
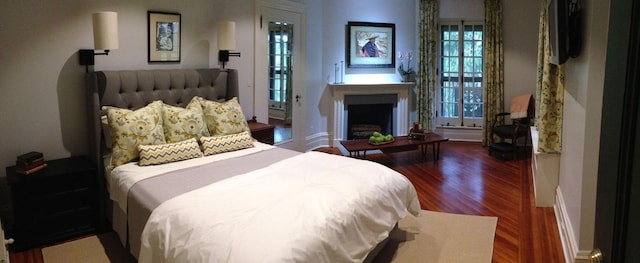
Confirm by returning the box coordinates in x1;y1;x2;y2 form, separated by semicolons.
434;126;482;142
555;188;591;263
305;132;330;151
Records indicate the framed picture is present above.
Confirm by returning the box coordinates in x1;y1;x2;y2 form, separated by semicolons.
346;21;395;68
148;11;181;63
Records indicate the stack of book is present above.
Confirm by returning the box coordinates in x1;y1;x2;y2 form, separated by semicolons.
15;151;47;175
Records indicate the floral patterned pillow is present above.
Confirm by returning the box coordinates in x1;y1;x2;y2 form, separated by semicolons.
196;97;250;136
162;99;210;143
102;100;166;168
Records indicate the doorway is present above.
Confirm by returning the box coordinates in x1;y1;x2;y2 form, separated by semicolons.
254;0;306;150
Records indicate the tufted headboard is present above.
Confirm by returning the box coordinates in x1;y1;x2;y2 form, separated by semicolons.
85;68;238;230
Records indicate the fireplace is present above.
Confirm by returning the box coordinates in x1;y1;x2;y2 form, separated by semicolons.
329;82;413;145
345;94;396;140
347;104;394;139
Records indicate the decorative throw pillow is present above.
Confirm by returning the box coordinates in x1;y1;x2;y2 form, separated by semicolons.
102;100;166;168
138;138;203;166
162;99;210;143
196;97;250;136
200;131;255;156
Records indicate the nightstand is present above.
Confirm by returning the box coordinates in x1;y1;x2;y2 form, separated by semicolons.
6;156;96;251
248;117;275;145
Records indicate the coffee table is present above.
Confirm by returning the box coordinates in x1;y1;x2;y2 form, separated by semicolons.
340;133;449;161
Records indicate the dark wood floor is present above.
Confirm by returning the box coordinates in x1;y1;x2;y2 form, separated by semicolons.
10;141;564;262
318;141;565;262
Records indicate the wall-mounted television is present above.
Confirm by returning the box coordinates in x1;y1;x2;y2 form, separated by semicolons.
547;0;569;65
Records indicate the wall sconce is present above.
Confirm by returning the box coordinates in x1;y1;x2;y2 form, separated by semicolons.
79;11;119;72
217;21;241;69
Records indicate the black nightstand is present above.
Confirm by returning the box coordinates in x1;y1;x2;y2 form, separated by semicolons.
6;156;96;251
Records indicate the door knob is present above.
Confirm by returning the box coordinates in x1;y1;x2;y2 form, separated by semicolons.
588;248;603;263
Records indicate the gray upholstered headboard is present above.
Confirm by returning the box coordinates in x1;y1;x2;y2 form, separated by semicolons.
85;68;238;230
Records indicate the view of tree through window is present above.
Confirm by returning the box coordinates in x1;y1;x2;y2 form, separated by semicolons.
439;23;484;127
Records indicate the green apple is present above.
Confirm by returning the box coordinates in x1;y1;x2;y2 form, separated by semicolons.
369;136;376;142
372;131;382;137
375;136;384;143
385;135;393;141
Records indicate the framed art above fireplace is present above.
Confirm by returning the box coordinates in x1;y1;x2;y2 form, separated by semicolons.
346;21;395;68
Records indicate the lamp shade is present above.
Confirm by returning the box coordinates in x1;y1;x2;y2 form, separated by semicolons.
217;21;236;50
93;11;118;50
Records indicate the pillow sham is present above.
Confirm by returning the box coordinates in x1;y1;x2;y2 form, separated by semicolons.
102;100;166;168
162;100;210;143
200;131;255;156
138;138;203;166
196;97;250;136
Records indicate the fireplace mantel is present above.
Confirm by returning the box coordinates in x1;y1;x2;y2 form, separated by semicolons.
328;82;414;145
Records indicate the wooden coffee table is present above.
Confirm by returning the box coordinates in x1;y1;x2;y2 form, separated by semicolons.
340;133;449;161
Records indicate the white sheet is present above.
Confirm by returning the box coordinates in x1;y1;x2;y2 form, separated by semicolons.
139;151;421;263
109;142;275;212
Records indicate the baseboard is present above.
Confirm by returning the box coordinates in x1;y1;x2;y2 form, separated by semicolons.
305;132;330;151
555;188;591;263
434;126;482;142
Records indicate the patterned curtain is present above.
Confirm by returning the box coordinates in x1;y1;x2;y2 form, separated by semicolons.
417;0;439;131
535;0;564;153
482;0;505;146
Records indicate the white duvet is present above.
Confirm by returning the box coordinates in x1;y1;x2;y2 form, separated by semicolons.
139;151;420;263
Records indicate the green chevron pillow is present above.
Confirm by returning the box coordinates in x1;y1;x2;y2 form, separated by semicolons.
200;131;255;156
137;138;203;166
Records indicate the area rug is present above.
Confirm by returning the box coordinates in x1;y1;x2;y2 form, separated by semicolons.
42;210;497;263
373;210;498;263
41;232;135;263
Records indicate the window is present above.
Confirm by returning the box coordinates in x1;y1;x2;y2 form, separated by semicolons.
438;22;484;127
268;22;293;109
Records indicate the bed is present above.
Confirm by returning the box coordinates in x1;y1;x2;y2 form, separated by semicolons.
86;68;420;262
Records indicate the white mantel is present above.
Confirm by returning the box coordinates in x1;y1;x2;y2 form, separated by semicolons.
328;82;414;145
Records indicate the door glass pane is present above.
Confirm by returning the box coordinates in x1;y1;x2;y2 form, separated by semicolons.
268;21;293;144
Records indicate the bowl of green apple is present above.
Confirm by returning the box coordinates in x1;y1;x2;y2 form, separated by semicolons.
368;132;394;145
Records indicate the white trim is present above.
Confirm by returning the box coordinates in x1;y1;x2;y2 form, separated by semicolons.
434;126;482;142
328;83;413;146
555;188;591;263
304;132;330;151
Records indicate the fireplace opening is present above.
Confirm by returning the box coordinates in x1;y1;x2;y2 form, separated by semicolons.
347;104;393;140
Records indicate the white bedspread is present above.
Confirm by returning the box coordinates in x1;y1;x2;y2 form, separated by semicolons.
109;142;275;212
139;152;420;263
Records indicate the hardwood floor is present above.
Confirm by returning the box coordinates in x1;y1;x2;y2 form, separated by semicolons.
10;141;564;262
318;141;565;262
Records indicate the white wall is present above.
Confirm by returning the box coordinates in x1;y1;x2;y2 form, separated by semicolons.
557;0;610;260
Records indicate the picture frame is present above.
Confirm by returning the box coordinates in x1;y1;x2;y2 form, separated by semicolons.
148;11;181;63
346;21;395;68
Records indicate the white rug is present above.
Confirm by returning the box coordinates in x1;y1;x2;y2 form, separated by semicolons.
42;210;497;263
373;210;498;263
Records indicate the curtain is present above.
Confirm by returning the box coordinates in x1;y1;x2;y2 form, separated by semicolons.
417;0;439;131
535;0;564;153
482;0;505;146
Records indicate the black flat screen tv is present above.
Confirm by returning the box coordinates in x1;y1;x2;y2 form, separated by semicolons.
548;0;569;65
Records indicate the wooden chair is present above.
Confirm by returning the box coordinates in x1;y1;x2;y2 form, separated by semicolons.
489;94;535;160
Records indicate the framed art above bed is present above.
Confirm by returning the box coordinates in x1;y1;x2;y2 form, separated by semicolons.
148;11;181;63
